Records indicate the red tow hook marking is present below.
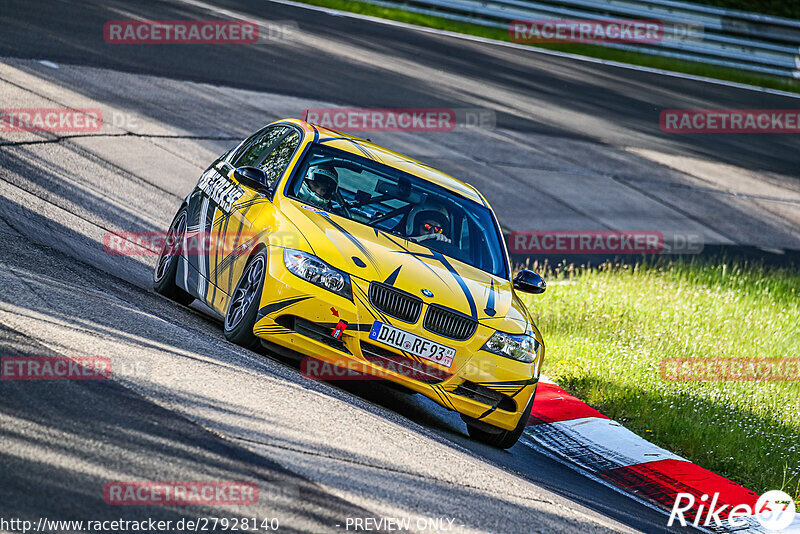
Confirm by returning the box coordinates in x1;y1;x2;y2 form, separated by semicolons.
331;320;348;340
331;307;339;317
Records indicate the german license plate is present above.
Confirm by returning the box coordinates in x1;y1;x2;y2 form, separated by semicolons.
368;321;455;368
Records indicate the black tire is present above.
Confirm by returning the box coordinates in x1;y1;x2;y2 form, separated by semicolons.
464;389;536;450
153;207;194;306
224;249;267;350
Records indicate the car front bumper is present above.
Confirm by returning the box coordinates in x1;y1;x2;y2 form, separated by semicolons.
253;247;540;431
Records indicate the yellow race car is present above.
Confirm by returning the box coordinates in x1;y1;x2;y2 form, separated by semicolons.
154;119;547;448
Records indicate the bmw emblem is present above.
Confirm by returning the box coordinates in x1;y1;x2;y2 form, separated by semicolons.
421;289;434;298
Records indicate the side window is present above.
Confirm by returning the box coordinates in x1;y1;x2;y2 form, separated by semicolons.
229;129;266;164
260;131;300;187
233;126;288;168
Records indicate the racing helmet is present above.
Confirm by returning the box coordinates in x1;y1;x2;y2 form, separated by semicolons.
308;165;338;186
405;202;450;237
303;164;339;200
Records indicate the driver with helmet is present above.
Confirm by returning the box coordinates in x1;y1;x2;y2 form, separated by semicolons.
406;203;452;244
297;164;339;209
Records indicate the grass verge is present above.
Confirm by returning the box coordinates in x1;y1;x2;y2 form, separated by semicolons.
518;258;800;504
295;0;800;94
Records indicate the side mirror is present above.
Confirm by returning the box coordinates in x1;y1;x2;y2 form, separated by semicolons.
234;167;272;196
513;270;546;294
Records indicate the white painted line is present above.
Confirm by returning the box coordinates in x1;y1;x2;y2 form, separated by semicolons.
730;514;800;534
529;416;686;468
38;60;59;69
263;0;800;100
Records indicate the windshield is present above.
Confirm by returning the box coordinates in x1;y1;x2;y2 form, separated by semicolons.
287;145;509;278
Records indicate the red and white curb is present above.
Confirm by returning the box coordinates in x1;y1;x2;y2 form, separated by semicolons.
524;377;800;533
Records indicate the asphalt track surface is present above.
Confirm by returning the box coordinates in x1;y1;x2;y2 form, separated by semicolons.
0;0;798;533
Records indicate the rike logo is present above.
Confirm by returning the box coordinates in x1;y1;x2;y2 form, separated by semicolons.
669;490;796;531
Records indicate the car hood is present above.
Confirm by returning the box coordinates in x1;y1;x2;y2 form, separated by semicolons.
281;200;531;333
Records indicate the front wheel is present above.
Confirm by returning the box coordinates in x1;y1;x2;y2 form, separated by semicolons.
224;250;267;350
463;389;536;449
153;207;194;306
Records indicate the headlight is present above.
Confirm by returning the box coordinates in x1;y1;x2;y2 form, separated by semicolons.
284;249;352;299
482;331;539;363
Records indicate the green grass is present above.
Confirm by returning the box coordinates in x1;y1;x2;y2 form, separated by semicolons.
518;258;800;504
297;0;800;94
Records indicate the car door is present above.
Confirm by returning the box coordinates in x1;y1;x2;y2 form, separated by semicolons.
182;151;242;305
205;125;302;315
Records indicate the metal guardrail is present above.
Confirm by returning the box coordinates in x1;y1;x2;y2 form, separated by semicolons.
362;0;800;78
